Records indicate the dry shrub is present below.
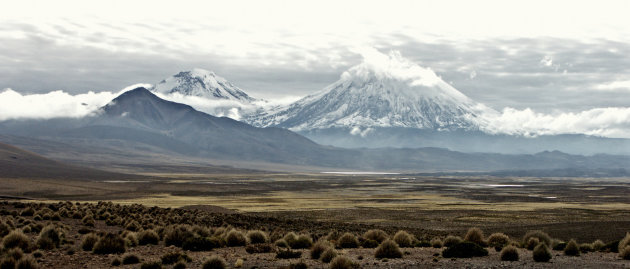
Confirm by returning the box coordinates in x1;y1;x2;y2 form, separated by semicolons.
393;231;413;248
592;239;605;251
246;230;268;244
164;226;194;247
564;239;580;256
16;256;39;269
375;239;403;259
526;237;540;250
81;233;99;251
533;243;552;262
443;235;462;248
320;248;337;263
337;233;359;249
0;257;17;269
621;246;630;260
430;238;443;248
2;230;30;251
329;255;357;269
310;240;333;259
93;233;126;254
276;249;302;259
500;245;519;261
140;261;163;269
619;233;630;254
161;252;192;265
363;229;388;243
245;243;274;254
442;241;488;258
138;230;159;245
225;230;247;247
523;230;551;247
464;227;486;246
122;253;140;265
487;233;509;251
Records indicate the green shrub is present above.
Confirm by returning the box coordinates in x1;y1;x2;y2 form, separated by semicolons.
523;230;551;247
182;236;222;251
161;252;192;265
246;230;268;244
564;239;580;256
81;233;99;251
487;233;509;251
276;249;302;259
430;238;443;248
140;261;163;269
464;228;485;246
122;253;140;264
310;240;333;259
138;230;160;245
320;248;337;263
225;230;247;247
533;243;552;262
337;233;359;249
375;239;403;259
329;255;357;269
442;241;488;258
500;245;519;261
443;235;462;248
93;233;126;254
621;246;630;260
2;230;30;251
16;256;39;269
393;230;413;248
363;229;388;243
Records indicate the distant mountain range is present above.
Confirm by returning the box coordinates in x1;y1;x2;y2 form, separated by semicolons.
1;86;629;173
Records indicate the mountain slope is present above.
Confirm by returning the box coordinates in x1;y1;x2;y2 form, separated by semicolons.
153;68;257;102
246;50;492;131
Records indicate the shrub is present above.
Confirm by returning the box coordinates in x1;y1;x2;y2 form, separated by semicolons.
621;246;630;260
246;243;274;254
0;222;10;237
2;230;30;251
523;230;551;247
415;241;431;248
393;231;413;248
329;256;357;269
375;239;403;259
276;249;302;259
430;238;443;248
20;208;34;217
500;245;519;261
288;234;313;249
138;230;160;245
161;252;192;265
93;233;126;254
580;243;593;253
225;230;247;247
182;236;222;251
140;261;163;269
620;233;630;253
173;261;187;269
311;240;333;259
564;239;580;256
1;258;17;269
125;220;140;231
552;240;566;251
288;261;308;269
443;235;462;248
487;233;509;251
275;239;289;248
81;215;95;227
337;233;359;248
361;239;378;248
111;258;121;266
526;237;540;250
246;230;268;244
464;228;485;246
604;240;620;253
202;255;226;269
320;248;337;263
592;239;605;251
533;243;552;262
122;253;140;264
81;233;99;251
164;226;194;247
442;241;488;258
363;229;388;243
16;256;38;269
125;233;138;247
7;248;24;260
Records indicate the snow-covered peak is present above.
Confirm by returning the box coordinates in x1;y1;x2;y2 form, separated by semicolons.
152;68;256;102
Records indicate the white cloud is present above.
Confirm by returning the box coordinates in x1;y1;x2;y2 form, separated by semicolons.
482;107;630;138
540;55;553;67
595;80;630;91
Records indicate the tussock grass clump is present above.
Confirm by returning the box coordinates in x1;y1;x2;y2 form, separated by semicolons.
0;222;10;237
320;248;338;263
246;243;274;254
20;208;34;217
246;230;268;244
81;233;99;251
0;257;17;269
487;233;509;251
329;256;357;269
464;227;486;246
619;233;630;254
287;234;313;249
125;232;138;247
430;238;443;248
564;239;580;256
310;240;333;259
288;261;308;269
6;247;24;260
111;258;121;267
375;239;403;259
500;245;519;261
337;233;359;249
361;239;378;248
125;220;141;232
393;230;413;248
276;249;302;259
140;261;163;269
16;256;39;269
275;239;289;248
81;215;95;227
533;243;552;262
173;261;187;269
164;226;194;247
138;230;160;245
182;236;223;251
122;253;140;264
363;229;388;243
579;243;593;253
442;241;488;258
202;256;226;269
36;225;61;250
93;233;126;254
620;246;630;260
592;240;605;251
161;252;191;265
551;239;566;251
523;230;551;247
526;237;540;250
225;229;247;247
443;235;462;248
2;230;30;251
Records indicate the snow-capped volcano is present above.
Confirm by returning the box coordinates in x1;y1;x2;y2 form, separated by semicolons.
153;68;257;102
246;49;494;131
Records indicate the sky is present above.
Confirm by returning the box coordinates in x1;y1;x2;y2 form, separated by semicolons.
1;0;630;137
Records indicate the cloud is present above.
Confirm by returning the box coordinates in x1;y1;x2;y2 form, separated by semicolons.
482;107;630;138
595;80;630;91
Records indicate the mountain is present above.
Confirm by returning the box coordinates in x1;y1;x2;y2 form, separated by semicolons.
246;51;493;131
153;68;257;102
